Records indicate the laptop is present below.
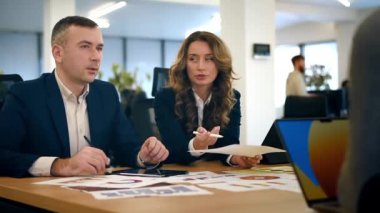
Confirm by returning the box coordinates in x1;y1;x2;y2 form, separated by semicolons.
275;118;348;213
261;122;289;164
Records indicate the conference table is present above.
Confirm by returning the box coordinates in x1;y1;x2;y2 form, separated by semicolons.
0;161;312;212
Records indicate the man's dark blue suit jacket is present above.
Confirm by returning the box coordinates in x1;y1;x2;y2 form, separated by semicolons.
0;72;141;177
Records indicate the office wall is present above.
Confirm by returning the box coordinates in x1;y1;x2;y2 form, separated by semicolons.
221;0;276;145
335;22;356;85
276;22;336;45
0;32;40;80
126;39;161;97
276;9;374;87
100;37;124;82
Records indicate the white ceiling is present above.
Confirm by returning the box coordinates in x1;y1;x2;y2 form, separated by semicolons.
0;0;379;40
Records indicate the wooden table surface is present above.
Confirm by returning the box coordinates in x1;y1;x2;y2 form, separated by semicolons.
0;161;313;213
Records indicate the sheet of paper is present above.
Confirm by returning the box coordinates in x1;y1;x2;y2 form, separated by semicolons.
199;182;270;192
252;166;294;173
89;185;212;200
198;173;301;193
165;171;254;184
225;166;294;175
189;145;285;157
63;183;173;192
34;175;163;189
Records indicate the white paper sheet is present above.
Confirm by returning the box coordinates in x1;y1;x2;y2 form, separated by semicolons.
198;173;301;193
189;144;285;157
89;185;213;200
165;171;252;184
34;175;163;189
199;182;270;192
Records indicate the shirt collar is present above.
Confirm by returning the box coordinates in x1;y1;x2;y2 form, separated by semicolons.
192;89;212;106
54;70;90;101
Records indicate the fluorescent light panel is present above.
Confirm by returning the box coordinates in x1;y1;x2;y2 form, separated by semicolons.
89;1;127;18
337;0;350;7
92;18;110;28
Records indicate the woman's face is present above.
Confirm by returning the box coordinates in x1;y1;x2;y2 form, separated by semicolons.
186;40;218;90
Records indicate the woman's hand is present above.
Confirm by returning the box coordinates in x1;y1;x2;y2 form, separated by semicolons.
193;126;220;150
230;155;262;168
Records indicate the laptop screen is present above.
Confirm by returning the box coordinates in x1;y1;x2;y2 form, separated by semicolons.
276;119;348;202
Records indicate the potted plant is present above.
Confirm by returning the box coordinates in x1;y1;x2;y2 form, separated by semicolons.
305;64;332;91
99;64;151;117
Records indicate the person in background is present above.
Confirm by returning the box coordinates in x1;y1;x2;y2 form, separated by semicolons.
341;79;350;89
0;16;168;177
154;31;261;168
286;55;309;96
338;9;380;213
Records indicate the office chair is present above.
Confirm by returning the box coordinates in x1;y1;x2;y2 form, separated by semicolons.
130;92;161;143
0;74;23;110
284;95;329;118
151;67;169;97
309;89;348;117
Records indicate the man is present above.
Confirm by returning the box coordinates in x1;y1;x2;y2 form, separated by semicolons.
0;16;168;177
286;55;308;96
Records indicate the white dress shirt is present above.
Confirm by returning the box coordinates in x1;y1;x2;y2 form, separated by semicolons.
28;71;90;176
188;90;233;165
286;70;308;96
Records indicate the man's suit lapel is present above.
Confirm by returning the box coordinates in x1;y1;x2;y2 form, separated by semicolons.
86;84;103;148
45;72;70;156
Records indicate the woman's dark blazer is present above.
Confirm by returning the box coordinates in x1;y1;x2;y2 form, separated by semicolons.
154;87;241;164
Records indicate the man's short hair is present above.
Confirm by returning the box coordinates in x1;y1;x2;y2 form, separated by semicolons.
51;16;98;46
291;55;305;66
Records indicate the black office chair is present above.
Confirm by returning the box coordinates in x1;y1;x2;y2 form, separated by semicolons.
309;89;348;117
130;92;161;143
284;95;329;118
151;67;169;97
0;74;23;110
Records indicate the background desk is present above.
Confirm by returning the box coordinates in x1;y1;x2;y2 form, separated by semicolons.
0;161;311;213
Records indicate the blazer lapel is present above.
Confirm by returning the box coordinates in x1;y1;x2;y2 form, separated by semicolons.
86;84;103;149
45;72;70;156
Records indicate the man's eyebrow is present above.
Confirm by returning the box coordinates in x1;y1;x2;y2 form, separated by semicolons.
78;40;104;47
78;40;92;45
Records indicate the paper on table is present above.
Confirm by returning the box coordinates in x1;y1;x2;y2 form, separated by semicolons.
189;144;285;157
89;185;213;200
34;175;163;189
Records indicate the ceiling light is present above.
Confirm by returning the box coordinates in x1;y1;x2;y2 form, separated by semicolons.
89;1;127;18
337;0;350;7
91;18;110;28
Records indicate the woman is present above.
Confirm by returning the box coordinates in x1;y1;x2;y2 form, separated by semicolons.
154;31;261;168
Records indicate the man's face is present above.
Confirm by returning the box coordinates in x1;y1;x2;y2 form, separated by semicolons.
53;25;103;85
296;59;305;73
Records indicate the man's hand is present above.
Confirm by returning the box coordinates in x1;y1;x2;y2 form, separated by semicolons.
50;147;109;176
193;126;220;150
139;137;169;164
230;155;262;168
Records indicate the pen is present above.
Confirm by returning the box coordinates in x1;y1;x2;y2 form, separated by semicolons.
192;131;224;138
84;136;112;174
83;135;93;146
155;169;163;177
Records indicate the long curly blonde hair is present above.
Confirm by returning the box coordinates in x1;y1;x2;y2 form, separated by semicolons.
169;31;237;133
